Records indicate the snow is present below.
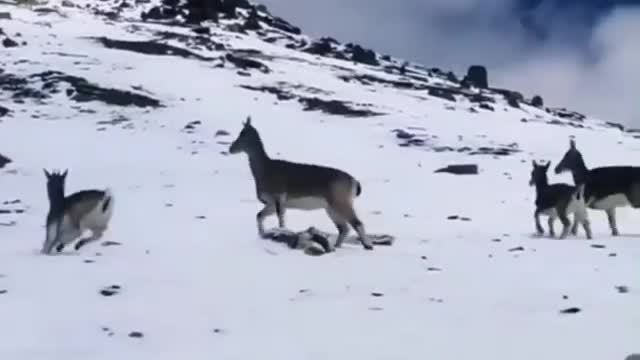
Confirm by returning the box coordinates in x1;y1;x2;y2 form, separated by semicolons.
1;2;639;359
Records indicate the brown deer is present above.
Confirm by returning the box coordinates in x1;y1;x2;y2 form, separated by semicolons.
228;116;373;250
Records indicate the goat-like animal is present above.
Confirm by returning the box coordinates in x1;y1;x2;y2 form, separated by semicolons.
228;116;373;250
555;139;640;236
42;169;114;254
530;160;592;239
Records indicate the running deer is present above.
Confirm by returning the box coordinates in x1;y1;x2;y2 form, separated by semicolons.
41;169;115;254
529;160;592;239
228;116;373;250
555;139;640;236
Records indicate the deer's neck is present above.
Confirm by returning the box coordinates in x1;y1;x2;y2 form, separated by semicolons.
47;185;66;213
571;161;589;185
535;177;549;194
246;139;270;180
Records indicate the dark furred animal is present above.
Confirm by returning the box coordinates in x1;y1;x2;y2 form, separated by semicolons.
42;169;115;254
228;116;372;250
530;160;591;239
555;139;640;236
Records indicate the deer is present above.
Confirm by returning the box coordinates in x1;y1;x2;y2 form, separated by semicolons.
41;169;115;254
228;116;373;250
529;160;592;239
555;138;640;236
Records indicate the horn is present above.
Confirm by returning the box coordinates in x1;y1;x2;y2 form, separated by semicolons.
569;138;576;149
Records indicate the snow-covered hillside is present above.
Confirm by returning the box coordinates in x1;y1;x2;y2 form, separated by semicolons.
0;0;638;359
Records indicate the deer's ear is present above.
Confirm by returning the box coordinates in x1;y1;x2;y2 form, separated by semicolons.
43;168;50;178
62;169;68;178
570;138;576;149
544;161;551;169
245;116;252;126
532;160;536;167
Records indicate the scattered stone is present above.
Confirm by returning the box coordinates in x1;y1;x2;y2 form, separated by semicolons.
590;244;606;249
214;129;230;137
2;37;18;48
0;12;11;20
562;295;569;300
491;238;501;242
0;290;7;295
559;307;581;314
426;267;441;272
434;164;478;175
128;331;144;338
463;65;488;89
368;306;384;311
508;246;525;252
101;241;122;247
370;292;384;297
615;286;629;294
92;37;212;61
182;120;201;132
225;53;269;72
420;255;427;260
212;328;223;334
0;105;9;117
0;153;11;169
99;285;121;297
428;88;456;102
447;215;459;220
531;95;544;108
608;253;617;257
195;215;206;219
298;97;383;117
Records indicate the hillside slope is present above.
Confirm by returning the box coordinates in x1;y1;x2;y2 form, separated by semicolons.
0;1;638;359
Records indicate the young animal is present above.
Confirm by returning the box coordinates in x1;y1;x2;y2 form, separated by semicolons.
555;139;640;236
529;160;592;239
41;169;114;254
228;116;373;250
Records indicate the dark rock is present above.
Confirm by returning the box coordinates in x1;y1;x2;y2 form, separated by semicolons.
0;105;9;117
33;71;162;108
428;88;456;102
242;7;261;30
615;286;629;294
559;307;581;314
2;37;18;48
349;44;378;66
392;129;415;140
0;153;11;169
605;121;624;131
508;246;525;252
434;164;478;175
531;95;544;108
370;292;384;297
463;65;488;88
479;103;494;111
225;53;269;72
590;244;606;249
128;331;144;338
101;241;122;247
0;289;7;295
214;129;229;137
299;97;382;117
92;37;212;61
447;215;459;220
99;285;121;296
191;26;210;35
303;37;335;56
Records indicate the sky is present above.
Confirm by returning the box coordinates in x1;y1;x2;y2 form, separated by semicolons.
259;0;640;127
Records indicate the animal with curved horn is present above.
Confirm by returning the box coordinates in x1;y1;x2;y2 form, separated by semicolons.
228;116;373;250
42;169;115;254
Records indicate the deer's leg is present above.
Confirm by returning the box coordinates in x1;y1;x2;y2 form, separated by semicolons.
256;204;276;238
606;208;619;236
548;215;556;238
54;226;82;253
275;197;286;229
75;227;105;251
534;209;544;235
330;200;373;250
326;208;350;249
558;212;571;239
571;213;579;235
